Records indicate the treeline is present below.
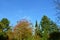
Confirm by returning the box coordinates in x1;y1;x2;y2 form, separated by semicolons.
0;15;60;40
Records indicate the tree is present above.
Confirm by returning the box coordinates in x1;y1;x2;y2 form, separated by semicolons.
13;19;32;40
0;18;10;32
0;32;8;40
40;15;50;40
49;20;59;33
35;20;39;35
54;0;60;24
0;18;11;40
48;32;60;40
40;15;59;40
35;20;41;40
0;22;4;32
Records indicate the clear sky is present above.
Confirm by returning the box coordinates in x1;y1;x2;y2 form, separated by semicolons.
0;0;57;26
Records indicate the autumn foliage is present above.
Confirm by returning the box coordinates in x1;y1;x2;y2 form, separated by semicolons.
13;19;32;40
0;16;60;40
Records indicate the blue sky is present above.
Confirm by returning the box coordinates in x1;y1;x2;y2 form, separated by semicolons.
0;0;57;26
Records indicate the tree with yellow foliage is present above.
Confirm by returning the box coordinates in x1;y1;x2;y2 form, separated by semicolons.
13;19;32;40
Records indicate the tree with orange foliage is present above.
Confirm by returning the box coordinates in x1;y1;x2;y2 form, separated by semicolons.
13;19;32;40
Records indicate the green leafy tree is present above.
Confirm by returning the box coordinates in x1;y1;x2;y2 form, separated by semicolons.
40;15;50;40
49;21;59;33
1;18;10;32
0;18;11;40
40;15;59;40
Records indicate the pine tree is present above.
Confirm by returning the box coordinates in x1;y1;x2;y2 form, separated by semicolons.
40;15;59;40
40;15;50;40
35;20;41;40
